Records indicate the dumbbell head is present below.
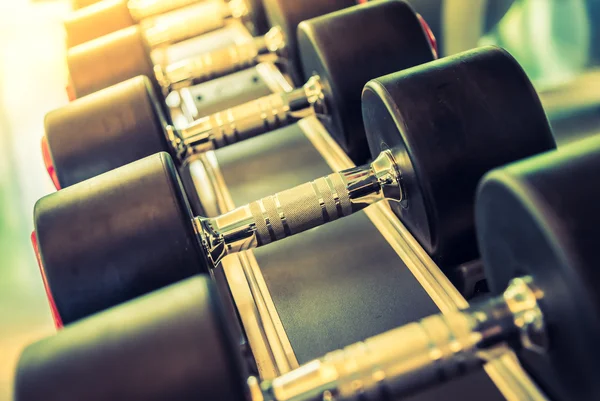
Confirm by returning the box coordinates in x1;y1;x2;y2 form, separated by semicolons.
65;0;134;48
15;276;248;401
362;46;556;269
476;136;600;401
44;76;170;188
298;0;437;163
263;0;355;85
33;152;209;325
67;25;156;99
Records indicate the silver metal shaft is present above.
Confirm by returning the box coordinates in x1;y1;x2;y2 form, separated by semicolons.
171;75;323;158
249;276;546;401
143;0;238;48
158;26;286;88
195;150;402;267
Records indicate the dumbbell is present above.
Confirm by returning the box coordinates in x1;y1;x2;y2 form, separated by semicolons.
66;0;359;100
44;1;436;190
17;136;600;401
32;46;554;327
65;0;268;49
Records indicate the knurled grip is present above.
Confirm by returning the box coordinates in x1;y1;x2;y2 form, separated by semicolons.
179;92;294;154
165;39;260;85
210;92;291;148
129;0;206;21
248;173;353;246
142;0;227;47
324;312;480;400
270;311;482;401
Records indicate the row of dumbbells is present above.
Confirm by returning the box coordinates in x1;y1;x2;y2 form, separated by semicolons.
14;0;600;400
46;0;439;190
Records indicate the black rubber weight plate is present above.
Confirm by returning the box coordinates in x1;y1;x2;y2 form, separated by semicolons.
65;0;134;48
67;25;156;98
476;137;600;401
297;0;436;164
263;0;355;85
361;46;555;269
34;152;208;325
45;75;170;188
15;276;248;401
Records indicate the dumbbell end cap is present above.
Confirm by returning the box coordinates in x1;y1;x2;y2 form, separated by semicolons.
33;153;209;325
30;231;63;329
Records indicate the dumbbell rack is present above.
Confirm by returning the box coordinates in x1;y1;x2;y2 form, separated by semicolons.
155;40;553;398
21;10;561;397
180;109;548;399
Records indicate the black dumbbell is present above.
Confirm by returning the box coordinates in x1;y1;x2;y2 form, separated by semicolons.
17;136;600;401
44;0;436;189
66;0;357;100
16;276;247;401
32;46;554;327
65;0;269;48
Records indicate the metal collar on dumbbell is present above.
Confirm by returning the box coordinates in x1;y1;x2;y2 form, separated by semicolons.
228;0;249;19
371;149;403;204
302;75;326;116
502;276;548;354
164;125;187;161
264;25;287;54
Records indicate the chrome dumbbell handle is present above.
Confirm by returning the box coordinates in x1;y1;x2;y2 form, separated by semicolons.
178;92;291;154
128;0;204;21
197;151;401;266
162;27;286;87
162;38;262;87
247;172;355;245
254;276;545;401
143;0;230;48
175;75;322;156
264;311;481;401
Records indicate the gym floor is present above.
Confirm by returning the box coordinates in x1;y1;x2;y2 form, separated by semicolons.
0;1;70;398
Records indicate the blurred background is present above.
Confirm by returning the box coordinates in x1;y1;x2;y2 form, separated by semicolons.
0;0;599;399
0;1;69;399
